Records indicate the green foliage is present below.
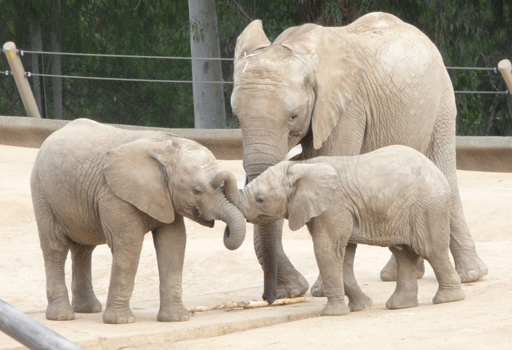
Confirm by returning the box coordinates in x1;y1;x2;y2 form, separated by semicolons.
1;0;195;127
0;0;510;134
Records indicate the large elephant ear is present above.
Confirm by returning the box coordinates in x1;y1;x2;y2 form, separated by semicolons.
234;20;271;62
286;162;339;231
104;138;175;224
281;26;362;150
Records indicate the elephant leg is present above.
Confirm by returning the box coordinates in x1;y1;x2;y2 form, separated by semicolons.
380;255;425;282
152;216;190;322
311;229;349;316
254;220;309;299
428;112;487;282
33;187;74;321
449;194;488;282
101;210;145;324
427;249;466;304
343;243;373;312
70;242;102;313
311;244;372;312
386;246;419;309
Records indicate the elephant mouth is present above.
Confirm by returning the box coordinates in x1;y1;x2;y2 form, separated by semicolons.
191;208;215;228
247;215;274;225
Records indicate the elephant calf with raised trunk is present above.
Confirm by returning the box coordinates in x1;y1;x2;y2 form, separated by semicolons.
31;118;246;324
236;145;466;315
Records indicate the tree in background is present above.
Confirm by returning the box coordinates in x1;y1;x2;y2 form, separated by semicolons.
188;0;227;129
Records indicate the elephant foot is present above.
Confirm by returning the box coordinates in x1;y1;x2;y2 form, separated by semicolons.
72;295;102;313
348;294;373;312
433;287;465;305
276;270;309;299
385;292;418;310
46;300;75;321
157;304;190;322
380;255;425;282
320;298;350;316
455;255;488;283
103;306;135;324
310;276;324;297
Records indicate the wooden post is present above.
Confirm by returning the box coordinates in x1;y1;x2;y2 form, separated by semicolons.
3;41;41;118
498;59;512;95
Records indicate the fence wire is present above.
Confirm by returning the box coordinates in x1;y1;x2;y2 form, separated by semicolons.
0;49;510;131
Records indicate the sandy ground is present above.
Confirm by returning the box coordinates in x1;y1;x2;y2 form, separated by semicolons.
0;144;511;350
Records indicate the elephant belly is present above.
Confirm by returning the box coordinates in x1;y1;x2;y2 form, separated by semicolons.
53;209;107;246
58;217;106;245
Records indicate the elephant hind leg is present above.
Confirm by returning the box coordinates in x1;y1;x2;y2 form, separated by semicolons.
386;246;419;310
70;242;102;313
426;250;465;305
428;102;487;282
379;254;425;282
32;183;74;321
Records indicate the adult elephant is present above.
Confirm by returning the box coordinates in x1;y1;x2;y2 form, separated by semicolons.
231;12;488;305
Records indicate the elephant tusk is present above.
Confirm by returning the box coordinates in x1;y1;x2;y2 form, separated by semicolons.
239;172;248;190
188;296;306;313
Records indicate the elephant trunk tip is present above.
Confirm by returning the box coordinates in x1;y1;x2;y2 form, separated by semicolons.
223;224;245;250
263;291;277;305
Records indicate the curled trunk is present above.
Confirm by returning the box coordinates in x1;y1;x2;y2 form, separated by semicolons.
211;171;246;250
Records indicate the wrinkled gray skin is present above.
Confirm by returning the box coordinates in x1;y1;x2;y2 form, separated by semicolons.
231;12;487;303
236;146;466;315
31;119;246;324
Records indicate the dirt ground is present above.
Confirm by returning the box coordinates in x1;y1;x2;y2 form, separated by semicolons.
0;144;511;350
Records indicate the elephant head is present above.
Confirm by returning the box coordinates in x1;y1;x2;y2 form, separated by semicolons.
103;135;246;250
231;20;362;181
237;161;339;231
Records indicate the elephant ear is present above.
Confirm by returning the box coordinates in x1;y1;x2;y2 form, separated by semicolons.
234;20;271;62
104;138;175;224
286;162;339;231
281;26;362;150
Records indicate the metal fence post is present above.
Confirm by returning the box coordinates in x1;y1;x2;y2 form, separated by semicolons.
498;59;512;95
0;299;82;350
3;41;41;118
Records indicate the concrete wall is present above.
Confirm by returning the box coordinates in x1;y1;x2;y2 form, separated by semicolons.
1;116;511;172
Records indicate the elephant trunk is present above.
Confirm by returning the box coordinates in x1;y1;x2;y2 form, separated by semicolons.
256;222;278;305
236;189;278;304
211;171;246;250
241;137;288;304
242;134;288;182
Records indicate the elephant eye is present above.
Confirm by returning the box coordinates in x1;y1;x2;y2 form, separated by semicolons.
193;187;203;196
290;114;298;121
256;195;265;203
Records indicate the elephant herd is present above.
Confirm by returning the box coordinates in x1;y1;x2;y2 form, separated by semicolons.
31;12;487;324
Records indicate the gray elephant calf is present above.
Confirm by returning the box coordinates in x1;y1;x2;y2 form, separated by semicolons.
31;118;245;324
236;145;465;316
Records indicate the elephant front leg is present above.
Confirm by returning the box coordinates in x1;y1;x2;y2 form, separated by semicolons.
254;220;309;300
310;226;349;316
103;233;144;324
152;216;190;322
310;244;373;312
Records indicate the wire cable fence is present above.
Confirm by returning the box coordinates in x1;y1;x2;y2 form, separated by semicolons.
0;49;510;133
